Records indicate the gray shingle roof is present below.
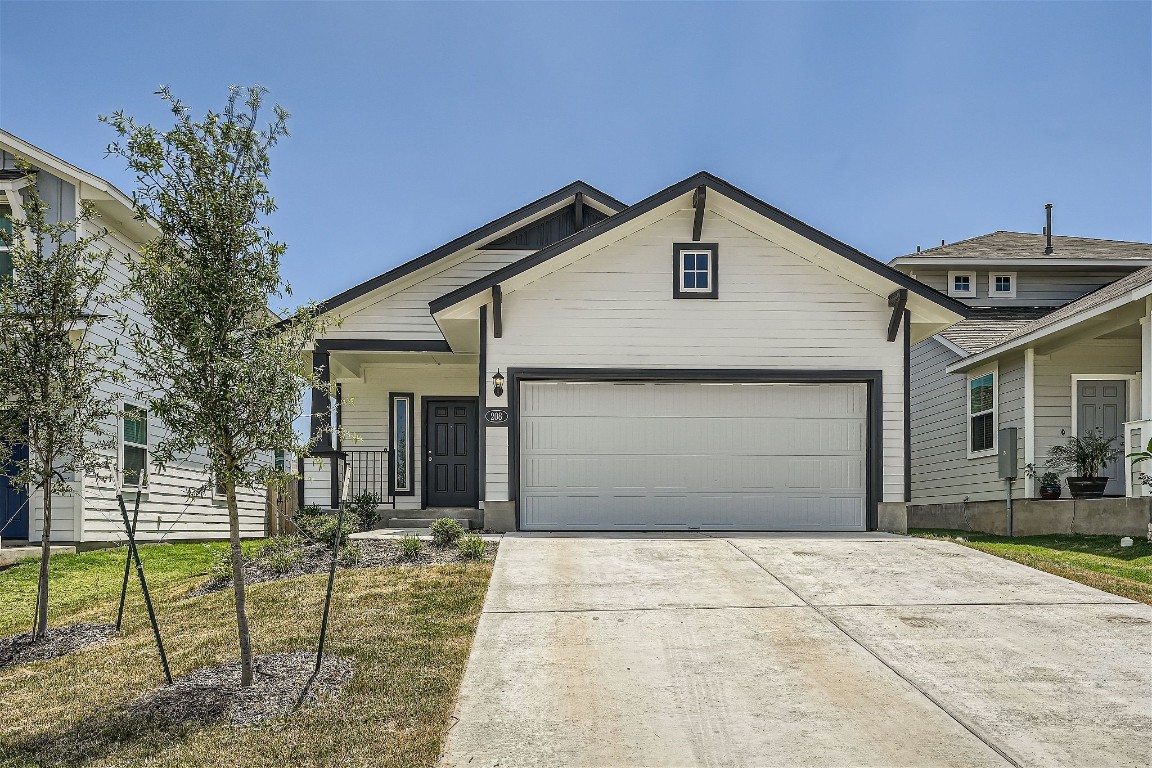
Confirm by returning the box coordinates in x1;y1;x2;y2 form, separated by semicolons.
938;307;1055;354
996;266;1152;345
894;231;1152;261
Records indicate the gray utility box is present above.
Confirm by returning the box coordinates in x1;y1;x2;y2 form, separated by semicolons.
999;427;1018;480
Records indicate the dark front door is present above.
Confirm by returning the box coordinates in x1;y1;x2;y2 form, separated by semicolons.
425;399;478;508
1;442;29;540
1077;380;1127;494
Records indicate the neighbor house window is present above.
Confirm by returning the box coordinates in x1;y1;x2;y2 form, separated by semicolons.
967;367;997;456
389;393;414;495
948;271;976;298
122;405;149;487
672;243;719;299
989;272;1016;298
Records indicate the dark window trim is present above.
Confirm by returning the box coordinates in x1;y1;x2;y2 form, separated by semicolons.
388;392;416;496
505;367;883;532
421;397;481;510
672;242;719;299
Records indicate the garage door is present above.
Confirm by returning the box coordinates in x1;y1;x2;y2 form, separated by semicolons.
518;381;869;531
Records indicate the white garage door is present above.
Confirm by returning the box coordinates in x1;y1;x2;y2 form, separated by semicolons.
518;381;869;531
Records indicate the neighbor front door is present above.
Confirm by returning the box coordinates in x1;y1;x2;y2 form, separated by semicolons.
1077;380;1127;495
0;442;29;540
424;399;478;508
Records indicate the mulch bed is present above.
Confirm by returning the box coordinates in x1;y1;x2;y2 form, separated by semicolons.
188;538;496;597
126;651;353;727
0;622;118;669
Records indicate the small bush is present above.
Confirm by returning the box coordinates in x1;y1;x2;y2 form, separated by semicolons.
348;492;382;531
400;533;423;559
204;545;233;585
338;541;363;567
295;509;354;548
458;533;486;561
430;517;464;547
262;536;304;573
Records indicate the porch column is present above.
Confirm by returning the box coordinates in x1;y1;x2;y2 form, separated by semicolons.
309;349;333;454
1024;348;1036;498
1142;308;1152;419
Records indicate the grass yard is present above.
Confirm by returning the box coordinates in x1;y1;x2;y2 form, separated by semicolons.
911;529;1152;605
0;541;493;768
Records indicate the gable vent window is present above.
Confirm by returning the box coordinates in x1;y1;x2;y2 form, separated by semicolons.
967;367;997;457
990;272;1016;298
948;271;976;298
673;243;718;299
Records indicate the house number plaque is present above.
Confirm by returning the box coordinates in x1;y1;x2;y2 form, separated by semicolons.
483;408;511;426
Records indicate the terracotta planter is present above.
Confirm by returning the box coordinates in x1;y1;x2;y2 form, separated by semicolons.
1066;477;1108;499
1039;485;1062;500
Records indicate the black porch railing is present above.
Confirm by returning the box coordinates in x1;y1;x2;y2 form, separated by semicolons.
345;450;396;510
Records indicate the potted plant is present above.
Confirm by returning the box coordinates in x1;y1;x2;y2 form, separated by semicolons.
1044;430;1121;499
1037;471;1062;500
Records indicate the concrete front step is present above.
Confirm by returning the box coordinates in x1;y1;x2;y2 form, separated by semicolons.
386;517;475;530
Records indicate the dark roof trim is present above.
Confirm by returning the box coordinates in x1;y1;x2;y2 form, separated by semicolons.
314;339;452;353
430;171;970;317
310;181;625;318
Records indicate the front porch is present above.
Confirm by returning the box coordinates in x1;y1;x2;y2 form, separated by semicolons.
301;341;493;530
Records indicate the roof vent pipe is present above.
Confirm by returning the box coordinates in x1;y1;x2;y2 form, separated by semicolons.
1044;203;1054;254
916;245;921;253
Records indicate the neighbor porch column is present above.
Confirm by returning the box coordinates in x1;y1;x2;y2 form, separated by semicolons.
309;348;333;453
1024;347;1036;498
1142;300;1152;419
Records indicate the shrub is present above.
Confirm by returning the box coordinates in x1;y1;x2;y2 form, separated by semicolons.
204;544;233;585
1047;429;1121;478
400;533;423;559
347;492;382;531
262;536;304;573
338;541;364;567
430;517;464;547
295;508;354;548
458;533;486;561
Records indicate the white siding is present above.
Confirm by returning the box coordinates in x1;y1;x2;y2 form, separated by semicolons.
485;209;907;504
332;249;529;339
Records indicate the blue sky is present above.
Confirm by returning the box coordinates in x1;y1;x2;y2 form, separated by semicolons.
2;1;1149;308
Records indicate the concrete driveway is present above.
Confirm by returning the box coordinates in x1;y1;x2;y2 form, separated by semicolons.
439;532;1152;768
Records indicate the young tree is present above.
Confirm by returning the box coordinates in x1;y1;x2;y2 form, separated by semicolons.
0;166;123;640
103;87;328;686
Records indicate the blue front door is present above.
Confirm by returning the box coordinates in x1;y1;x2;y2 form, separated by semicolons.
1;442;29;540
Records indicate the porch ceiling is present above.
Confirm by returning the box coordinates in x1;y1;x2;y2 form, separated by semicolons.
327;350;478;380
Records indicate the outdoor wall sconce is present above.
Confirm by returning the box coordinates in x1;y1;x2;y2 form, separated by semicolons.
492;369;505;397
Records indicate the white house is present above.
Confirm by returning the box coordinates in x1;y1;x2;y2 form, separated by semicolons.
0;130;273;545
300;172;966;532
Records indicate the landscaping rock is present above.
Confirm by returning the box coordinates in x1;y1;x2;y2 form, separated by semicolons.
127;651;353;727
0;622;117;669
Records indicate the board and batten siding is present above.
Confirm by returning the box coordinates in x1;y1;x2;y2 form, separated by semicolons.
909;338;1026;504
912;268;1137;308
306;361;479;510
329;249;530;340
1033;339;1140;466
21;192;268;543
482;208;908;504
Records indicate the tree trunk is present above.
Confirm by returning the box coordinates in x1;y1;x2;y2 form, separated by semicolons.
226;478;254;686
33;458;53;641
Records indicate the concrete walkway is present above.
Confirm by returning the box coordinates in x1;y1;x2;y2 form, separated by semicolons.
440;532;1152;768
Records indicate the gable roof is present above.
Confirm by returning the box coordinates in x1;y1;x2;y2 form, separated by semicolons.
311;181;626;317
948;266;1152;371
891;231;1152;266
430;171;970;317
936;306;1054;355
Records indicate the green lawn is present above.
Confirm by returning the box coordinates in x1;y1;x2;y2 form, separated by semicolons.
911;529;1152;605
0;542;493;768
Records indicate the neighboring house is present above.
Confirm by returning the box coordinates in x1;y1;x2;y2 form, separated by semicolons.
890;227;1152;505
0;130;271;544
301;172;966;532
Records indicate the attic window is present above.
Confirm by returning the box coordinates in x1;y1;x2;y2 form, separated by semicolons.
948;271;976;298
990;272;1016;298
673;243;718;299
